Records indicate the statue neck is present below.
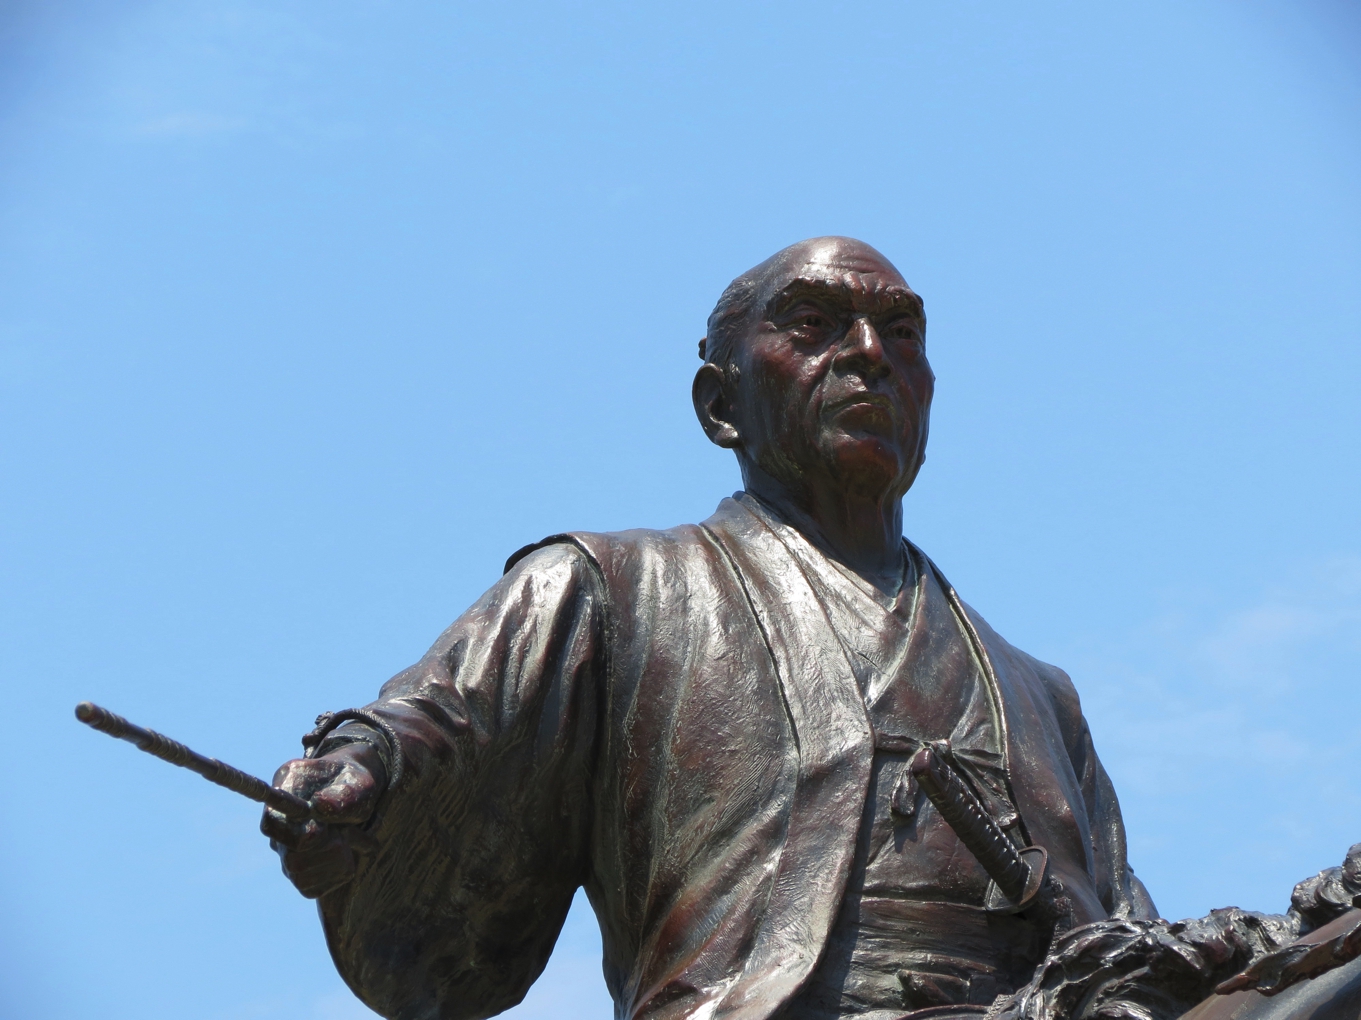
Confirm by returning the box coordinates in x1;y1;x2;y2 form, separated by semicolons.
741;467;906;598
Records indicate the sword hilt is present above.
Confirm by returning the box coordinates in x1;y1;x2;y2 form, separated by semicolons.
909;741;1046;912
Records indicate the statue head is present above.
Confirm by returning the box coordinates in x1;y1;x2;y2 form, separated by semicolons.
693;237;933;504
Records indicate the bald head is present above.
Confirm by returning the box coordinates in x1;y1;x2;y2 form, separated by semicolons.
701;237;923;368
691;236;934;587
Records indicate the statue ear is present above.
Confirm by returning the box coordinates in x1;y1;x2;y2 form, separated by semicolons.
692;362;741;449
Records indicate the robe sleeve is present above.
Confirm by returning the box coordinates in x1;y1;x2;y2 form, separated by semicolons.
1036;659;1160;923
315;541;607;1020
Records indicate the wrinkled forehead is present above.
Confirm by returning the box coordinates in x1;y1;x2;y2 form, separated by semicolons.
760;247;923;320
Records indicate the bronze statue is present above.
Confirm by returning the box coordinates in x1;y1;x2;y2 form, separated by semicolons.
84;237;1361;1020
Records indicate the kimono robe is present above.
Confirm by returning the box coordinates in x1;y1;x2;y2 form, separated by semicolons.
313;495;1154;1020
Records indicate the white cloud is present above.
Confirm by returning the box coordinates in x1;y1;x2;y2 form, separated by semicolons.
1192;563;1361;697
1066;554;1361;918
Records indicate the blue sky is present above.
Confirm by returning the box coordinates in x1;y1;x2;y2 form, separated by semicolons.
1;3;1359;1018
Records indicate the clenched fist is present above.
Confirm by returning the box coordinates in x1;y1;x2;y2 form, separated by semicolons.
260;740;387;899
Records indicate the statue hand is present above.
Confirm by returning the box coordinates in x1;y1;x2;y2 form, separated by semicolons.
260;740;386;899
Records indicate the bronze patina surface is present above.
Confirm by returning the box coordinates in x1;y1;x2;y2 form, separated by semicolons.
249;239;1361;1020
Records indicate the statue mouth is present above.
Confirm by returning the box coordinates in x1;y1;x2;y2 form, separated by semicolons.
826;393;896;427
828;390;892;410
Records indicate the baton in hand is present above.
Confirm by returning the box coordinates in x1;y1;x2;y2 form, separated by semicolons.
75;701;313;821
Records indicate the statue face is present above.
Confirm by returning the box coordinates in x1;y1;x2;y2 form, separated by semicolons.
725;238;934;498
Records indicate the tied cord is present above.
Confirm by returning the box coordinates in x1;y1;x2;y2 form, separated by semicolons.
301;709;405;792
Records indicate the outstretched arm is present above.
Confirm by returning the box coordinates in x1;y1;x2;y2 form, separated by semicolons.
261;540;608;1020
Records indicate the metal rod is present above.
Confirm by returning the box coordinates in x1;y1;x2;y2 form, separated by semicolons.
75;701;312;820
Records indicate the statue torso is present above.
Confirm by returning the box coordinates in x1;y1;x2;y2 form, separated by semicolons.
750;504;1047;1019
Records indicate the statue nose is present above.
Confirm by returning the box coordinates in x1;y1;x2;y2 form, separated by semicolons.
835;317;889;377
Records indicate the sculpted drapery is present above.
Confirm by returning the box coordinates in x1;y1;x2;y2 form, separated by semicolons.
315;495;1153;1020
262;236;1361;1020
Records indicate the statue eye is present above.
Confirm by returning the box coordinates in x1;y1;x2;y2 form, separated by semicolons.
884;320;922;344
776;305;838;339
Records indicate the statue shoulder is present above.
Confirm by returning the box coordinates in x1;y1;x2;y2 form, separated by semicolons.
937;576;1086;725
956;595;1092;757
1017;648;1083;716
982;619;1084;726
502;521;713;581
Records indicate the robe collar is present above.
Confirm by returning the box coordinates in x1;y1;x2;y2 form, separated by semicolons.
701;495;877;1020
700;493;1059;1020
